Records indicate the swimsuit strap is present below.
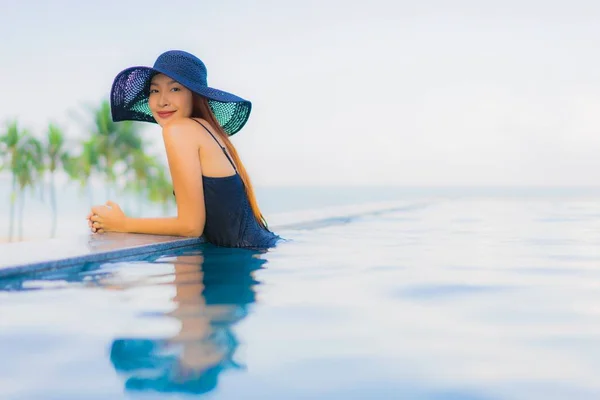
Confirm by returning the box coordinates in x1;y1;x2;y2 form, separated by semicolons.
192;119;238;173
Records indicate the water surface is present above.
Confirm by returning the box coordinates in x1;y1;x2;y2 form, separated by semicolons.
1;196;600;399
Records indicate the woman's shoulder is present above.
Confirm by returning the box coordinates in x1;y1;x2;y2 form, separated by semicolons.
162;117;198;131
159;118;204;150
163;117;218;135
161;118;208;139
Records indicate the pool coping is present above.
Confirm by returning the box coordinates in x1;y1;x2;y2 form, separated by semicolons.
0;233;204;278
0;201;419;279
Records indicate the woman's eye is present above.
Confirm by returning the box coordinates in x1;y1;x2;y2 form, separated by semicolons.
171;87;180;92
149;89;158;94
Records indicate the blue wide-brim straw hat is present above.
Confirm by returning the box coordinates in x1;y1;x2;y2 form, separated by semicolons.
110;50;251;136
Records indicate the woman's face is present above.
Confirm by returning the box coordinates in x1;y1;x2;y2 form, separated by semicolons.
148;73;194;126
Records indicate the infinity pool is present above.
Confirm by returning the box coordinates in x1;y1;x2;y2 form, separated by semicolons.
1;197;600;399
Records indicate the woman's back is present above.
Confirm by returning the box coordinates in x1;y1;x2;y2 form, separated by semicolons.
192;119;279;249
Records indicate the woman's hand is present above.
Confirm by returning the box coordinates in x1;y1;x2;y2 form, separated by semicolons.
88;201;127;234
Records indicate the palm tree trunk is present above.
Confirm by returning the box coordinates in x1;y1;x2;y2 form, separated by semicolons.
17;188;25;241
105;155;112;201
50;172;57;238
138;192;144;216
86;180;94;206
8;174;16;242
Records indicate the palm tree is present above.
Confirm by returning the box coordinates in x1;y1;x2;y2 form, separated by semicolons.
123;150;153;216
146;163;174;215
90;101;145;199
44;123;71;237
14;134;44;241
68;100;148;208
70;99;168;215
64;137;99;206
123;150;173;216
0;120;27;242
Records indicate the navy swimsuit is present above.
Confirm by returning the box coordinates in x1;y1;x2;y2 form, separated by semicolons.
192;120;279;249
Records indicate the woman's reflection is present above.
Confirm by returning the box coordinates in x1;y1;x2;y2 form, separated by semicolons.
109;246;267;395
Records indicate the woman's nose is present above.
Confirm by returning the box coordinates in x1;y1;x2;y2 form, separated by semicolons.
158;93;170;107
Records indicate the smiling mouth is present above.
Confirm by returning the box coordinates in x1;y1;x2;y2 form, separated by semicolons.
157;111;176;118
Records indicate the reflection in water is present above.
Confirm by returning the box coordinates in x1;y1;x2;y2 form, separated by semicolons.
106;245;267;395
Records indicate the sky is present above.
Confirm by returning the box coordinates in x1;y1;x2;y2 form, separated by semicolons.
1;0;600;186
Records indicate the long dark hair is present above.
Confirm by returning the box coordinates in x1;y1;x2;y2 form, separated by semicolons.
192;95;267;229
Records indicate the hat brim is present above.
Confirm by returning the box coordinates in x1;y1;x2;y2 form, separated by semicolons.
110;66;251;136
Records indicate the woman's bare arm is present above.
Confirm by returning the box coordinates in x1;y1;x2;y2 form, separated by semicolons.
122;118;206;237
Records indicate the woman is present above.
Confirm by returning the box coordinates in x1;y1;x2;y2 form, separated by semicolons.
88;50;279;249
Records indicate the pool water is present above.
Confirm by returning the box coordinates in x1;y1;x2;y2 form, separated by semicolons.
1;196;600;399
